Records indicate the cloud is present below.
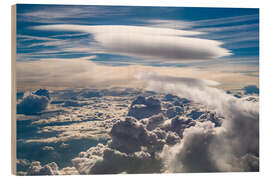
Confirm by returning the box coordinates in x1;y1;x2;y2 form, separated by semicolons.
17;35;56;41
144;14;258;29
69;86;257;174
145;113;166;131
163;116;196;138
166;106;184;119
26;161;60;175
16;56;258;90
22;89;134;144
25;120;110;143
72;144;163;174
34;24;231;61
19;5;134;23
59;166;79;175
136;72;220;88
127;96;162;120
17;94;49;115
109;116;166;153
80;90;101;98
142;18;259;45
161;121;219;172
34;89;51;100
62;100;89;107
71;114;176;174
20;83;258;174
196;23;259;33
67;92;219;174
142;19;195;30
137;72;259;172
26;161;79;175
42;146;55;151
16;56;139;89
17;159;31;173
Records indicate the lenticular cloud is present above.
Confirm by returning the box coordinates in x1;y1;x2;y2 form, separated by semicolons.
34;24;231;61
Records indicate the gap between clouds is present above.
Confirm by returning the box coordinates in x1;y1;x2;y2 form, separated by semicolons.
33;24;232;61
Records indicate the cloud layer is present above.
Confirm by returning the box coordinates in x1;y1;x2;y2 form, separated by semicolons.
16;57;258;90
17;82;259;174
62;78;258;174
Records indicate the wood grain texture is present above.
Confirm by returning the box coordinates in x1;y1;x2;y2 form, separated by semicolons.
11;4;17;175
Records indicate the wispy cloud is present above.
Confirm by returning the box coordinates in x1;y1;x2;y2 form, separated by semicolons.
195;23;258;32
138;14;259;48
191;14;258;27
26;40;68;48
17;35;57;41
18;5;134;24
142;19;195;30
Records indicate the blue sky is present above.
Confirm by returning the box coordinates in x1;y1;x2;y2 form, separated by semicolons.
16;4;259;90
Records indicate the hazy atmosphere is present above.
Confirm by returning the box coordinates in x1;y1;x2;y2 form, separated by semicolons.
16;4;259;175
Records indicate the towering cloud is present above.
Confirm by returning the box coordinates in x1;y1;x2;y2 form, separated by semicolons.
161;121;220;172
71;116;170;174
137;72;259;172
